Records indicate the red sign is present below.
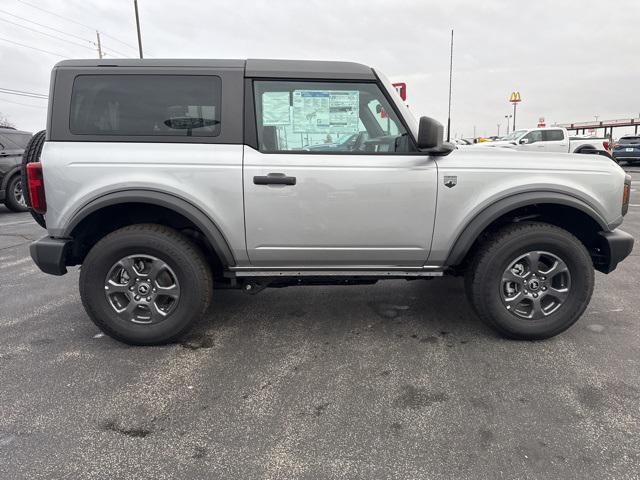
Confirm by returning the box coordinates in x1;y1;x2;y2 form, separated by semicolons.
537;117;546;127
393;82;407;101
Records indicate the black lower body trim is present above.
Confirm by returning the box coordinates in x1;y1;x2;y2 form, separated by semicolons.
30;236;73;276
595;229;634;274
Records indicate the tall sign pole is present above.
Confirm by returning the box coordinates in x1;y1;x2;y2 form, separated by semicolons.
509;91;521;130
134;0;144;59
446;29;454;142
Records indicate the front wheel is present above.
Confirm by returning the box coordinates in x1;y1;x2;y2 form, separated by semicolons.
465;222;594;340
79;224;213;345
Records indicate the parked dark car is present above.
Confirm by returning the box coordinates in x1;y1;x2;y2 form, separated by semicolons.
612;135;640;164
0;127;33;211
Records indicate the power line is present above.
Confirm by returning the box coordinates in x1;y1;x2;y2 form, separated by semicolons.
100;31;139;53
0;8;93;44
0;94;47;109
0;10;131;58
15;0;140;52
0;36;70;58
101;44;131;57
0;87;49;99
0;16;96;52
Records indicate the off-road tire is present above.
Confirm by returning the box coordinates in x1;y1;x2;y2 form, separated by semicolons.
79;224;213;345
4;174;29;212
465;222;594;340
20;130;46;227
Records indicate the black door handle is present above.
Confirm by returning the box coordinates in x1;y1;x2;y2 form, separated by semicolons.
253;173;296;186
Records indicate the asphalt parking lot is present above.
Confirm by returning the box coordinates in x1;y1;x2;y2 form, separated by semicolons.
0;171;638;480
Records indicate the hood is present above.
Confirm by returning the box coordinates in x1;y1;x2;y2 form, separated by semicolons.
445;144;620;173
471;140;517;148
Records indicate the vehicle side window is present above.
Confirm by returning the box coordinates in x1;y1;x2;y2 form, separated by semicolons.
522;130;543;143
0;132;30;150
253;80;412;154
543;129;564;141
70;75;221;137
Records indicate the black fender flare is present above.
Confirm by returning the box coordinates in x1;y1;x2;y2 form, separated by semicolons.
444;191;609;267
63;189;236;267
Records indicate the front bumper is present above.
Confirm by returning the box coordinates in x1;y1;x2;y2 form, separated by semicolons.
30;236;73;276
595;229;634;274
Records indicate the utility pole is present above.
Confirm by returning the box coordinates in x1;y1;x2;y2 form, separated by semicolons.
497;123;500;137
134;0;144;59
95;31;103;59
446;29;454;142
505;114;512;135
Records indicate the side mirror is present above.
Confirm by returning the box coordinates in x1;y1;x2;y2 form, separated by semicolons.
417;116;444;150
519;138;529;145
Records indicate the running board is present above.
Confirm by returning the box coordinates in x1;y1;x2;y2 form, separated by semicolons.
229;270;444;278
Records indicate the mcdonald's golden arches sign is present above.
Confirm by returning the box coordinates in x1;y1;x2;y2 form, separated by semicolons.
509;91;522;103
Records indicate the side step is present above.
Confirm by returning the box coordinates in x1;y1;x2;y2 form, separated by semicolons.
228;269;444;278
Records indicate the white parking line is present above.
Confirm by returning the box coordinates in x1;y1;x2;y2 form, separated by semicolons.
0;257;31;268
0;220;33;227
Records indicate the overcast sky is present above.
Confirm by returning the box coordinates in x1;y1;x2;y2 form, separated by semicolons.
1;0;639;138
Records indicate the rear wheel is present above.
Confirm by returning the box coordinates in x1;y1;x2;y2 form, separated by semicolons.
79;224;213;345
4;175;29;212
465;222;594;340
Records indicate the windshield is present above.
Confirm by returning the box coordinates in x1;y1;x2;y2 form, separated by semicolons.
502;130;527;141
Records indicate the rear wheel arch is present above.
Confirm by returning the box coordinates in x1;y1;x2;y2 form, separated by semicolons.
65;190;235;270
445;192;608;268
573;144;596;153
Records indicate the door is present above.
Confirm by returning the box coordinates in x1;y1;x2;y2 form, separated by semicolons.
0;131;30;176
243;79;438;267
541;129;569;152
517;129;544;151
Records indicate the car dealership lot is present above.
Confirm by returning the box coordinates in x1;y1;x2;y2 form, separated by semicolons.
0;172;638;480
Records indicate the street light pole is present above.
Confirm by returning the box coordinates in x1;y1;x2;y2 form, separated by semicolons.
134;0;144;59
446;29;454;142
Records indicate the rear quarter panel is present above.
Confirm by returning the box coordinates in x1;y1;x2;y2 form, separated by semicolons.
41;141;248;264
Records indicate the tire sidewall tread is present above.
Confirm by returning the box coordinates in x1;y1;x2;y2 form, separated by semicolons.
20;130;47;227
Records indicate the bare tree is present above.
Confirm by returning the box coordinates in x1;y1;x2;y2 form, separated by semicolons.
0;112;16;128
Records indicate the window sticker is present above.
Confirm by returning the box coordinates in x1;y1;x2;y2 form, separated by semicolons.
262;92;291;126
292;90;359;134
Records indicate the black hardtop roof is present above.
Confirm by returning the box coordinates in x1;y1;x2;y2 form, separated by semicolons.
54;58;376;80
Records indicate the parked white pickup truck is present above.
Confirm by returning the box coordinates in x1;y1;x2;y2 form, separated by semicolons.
477;127;610;154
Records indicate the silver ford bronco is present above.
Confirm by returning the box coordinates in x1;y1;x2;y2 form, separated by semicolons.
24;59;633;345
